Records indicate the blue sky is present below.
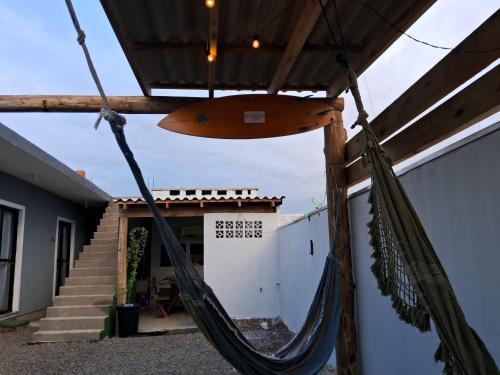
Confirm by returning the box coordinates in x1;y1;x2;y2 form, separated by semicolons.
1;1;498;213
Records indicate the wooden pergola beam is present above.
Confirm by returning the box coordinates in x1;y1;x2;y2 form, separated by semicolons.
121;206;277;218
345;9;500;165
0;95;201;114
208;3;219;98
0;95;343;113
327;0;437;98
132;41;363;53
346;65;500;186
267;0;325;94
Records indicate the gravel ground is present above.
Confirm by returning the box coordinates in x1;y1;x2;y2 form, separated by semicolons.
0;326;336;375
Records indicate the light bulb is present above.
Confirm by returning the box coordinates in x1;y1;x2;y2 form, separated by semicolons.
252;35;260;49
205;0;215;8
207;53;215;63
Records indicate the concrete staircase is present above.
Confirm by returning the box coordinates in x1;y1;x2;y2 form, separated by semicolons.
32;202;119;343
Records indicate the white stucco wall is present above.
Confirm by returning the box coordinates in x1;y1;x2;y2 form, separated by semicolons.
204;212;297;318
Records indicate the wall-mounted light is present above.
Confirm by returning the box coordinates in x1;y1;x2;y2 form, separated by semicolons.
205;0;215;8
251;35;260;49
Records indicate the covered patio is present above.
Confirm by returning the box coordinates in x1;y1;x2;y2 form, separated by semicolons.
0;0;498;374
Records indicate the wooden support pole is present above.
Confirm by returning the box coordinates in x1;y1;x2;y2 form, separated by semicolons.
324;109;360;375
117;217;128;305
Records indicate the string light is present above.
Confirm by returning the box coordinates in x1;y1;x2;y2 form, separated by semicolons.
205;0;215;8
251;35;260;49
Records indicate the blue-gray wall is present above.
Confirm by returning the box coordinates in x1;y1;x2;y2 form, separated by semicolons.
0;171;87;316
349;126;500;374
278;209;336;365
276;125;500;372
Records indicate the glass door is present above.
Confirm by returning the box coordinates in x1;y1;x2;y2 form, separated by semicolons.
55;221;72;296
0;205;18;314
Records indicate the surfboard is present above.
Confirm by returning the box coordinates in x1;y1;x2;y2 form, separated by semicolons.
157;94;336;139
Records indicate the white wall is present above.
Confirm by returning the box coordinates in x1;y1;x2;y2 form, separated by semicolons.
204;212;297;318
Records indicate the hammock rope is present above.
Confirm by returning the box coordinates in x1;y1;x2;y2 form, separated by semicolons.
65;1;342;374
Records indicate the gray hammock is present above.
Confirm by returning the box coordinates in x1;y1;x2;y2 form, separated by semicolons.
65;2;342;373
106;112;342;375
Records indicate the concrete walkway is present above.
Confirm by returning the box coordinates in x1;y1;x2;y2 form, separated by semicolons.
0;327;337;374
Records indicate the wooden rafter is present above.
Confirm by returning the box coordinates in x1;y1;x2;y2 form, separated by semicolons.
0;95;343;113
267;0;326;94
208;3;219;98
345;9;500;165
327;0;437;98
346;65;500;186
149;82;331;91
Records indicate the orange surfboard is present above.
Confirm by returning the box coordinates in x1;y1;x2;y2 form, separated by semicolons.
157;94;336;139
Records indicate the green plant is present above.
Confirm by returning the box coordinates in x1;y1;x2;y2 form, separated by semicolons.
126;227;148;304
100;295;117;339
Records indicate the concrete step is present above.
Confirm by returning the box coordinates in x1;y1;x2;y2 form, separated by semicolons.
79;251;116;261
32;329;101;343
93;231;118;240
91;238;117;246
100;218;118;226
102;213;119;220
105;205;120;213
65;275;116;286
96;224;118;233
59;285;115;296
83;244;116;252
39;316;106;331
75;258;116;268
47;305;110;317
71;267;116;277
53;294;114;306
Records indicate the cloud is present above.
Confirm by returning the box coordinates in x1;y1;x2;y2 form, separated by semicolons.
1;0;498;214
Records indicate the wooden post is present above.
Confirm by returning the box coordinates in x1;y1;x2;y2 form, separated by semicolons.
117;217;128;304
324;109;360;375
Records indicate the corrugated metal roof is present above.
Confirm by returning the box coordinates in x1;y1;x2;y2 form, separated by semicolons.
100;0;435;95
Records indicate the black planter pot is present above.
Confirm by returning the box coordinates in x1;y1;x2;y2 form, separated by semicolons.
116;304;141;337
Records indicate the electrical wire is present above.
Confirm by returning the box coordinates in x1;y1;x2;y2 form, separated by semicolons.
357;0;500;54
259;0;299;34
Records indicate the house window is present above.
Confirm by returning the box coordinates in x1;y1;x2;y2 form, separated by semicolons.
216;190;227;196
186;190;196;195
169;190;180;196
202;190;212;195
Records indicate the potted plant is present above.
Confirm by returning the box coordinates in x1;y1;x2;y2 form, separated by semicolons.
117;226;148;337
